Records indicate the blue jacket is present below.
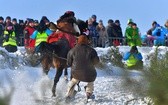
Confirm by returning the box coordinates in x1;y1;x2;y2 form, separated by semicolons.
152;25;165;39
123;52;143;61
123;52;143;67
30;29;52;39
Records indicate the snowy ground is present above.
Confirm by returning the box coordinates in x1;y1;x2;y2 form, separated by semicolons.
0;46;167;105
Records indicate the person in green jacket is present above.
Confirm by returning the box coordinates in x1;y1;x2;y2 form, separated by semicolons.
125;22;142;46
123;46;143;69
3;22;17;52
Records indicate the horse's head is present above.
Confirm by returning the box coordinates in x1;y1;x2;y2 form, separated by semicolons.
56;14;80;36
76;19;89;35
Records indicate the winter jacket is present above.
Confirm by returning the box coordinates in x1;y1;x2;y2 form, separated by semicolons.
24;26;35;48
67;44;99;82
123;52;143;67
31;29;52;46
152;26;165;45
106;24;116;37
47;31;76;48
3;30;17;46
125;27;141;46
88;25;98;38
96;25;108;47
113;24;123;38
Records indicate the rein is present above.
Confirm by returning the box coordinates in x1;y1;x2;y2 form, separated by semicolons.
52;52;67;61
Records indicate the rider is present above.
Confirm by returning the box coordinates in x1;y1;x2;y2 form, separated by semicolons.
47;11;79;49
30;17;52;53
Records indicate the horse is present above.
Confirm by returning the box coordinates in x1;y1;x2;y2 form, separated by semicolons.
39;15;82;97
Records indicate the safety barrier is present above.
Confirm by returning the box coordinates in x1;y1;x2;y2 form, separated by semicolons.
90;37;168;47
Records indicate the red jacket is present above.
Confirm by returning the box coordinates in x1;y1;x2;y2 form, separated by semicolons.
47;31;76;48
24;26;35;48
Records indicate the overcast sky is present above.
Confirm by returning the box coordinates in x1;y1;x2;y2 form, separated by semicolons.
1;0;168;34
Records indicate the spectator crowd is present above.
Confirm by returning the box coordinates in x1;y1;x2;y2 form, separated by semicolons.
0;14;168;52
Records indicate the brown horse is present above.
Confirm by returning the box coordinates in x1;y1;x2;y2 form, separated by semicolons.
39;16;80;97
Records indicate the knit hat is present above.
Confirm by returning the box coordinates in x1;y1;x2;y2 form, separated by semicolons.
152;21;157;26
115;20;120;24
0;16;4;21
34;20;39;23
26;18;34;24
19;20;24;24
6;16;11;20
108;19;113;23
127;19;133;24
65;11;75;17
91;15;97;19
12;18;17;22
41;16;50;23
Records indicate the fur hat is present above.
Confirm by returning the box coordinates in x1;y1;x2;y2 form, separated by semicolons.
77;35;89;45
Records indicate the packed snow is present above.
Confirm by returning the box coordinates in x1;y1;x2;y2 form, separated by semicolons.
0;46;167;105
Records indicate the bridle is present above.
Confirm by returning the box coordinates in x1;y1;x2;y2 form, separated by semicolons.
55;20;80;36
55;25;79;36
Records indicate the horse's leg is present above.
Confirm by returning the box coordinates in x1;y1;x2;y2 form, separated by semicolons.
64;68;68;81
41;55;52;75
41;61;50;75
52;67;63;97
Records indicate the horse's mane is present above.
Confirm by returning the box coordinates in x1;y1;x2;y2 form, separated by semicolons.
76;19;88;34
